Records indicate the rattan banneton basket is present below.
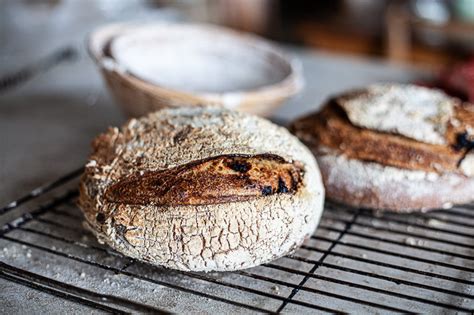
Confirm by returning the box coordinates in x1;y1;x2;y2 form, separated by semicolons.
88;23;303;117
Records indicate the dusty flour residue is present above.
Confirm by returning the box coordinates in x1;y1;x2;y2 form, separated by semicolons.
338;84;455;145
316;146;474;210
322;153;442;199
110;26;291;93
460;152;474;176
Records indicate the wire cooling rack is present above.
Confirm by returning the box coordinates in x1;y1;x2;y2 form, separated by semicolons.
0;169;473;314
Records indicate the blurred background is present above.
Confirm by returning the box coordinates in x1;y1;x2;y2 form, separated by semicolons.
3;0;474;100
3;0;474;69
171;0;474;69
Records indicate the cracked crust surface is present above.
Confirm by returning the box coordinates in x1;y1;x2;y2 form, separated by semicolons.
291;84;474;212
79;106;324;271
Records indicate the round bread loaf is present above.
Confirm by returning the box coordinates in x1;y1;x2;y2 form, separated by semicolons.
79;106;324;271
291;84;474;212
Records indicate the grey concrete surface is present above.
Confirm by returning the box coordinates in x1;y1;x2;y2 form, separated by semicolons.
0;278;104;314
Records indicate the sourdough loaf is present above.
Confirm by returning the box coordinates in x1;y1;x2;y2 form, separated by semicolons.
291;84;474;212
79;106;324;271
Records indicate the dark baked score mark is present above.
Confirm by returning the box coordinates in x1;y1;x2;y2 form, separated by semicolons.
277;177;289;193
454;132;474;167
261;186;273;196
105;154;304;206
96;212;106;224
454;132;474;151
225;159;251;173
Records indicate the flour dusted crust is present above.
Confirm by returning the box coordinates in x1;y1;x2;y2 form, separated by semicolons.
317;146;474;212
291;84;474;212
338;84;455;145
460;152;474;176
79;106;324;271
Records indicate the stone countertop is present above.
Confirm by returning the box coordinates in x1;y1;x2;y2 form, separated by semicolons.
0;0;427;207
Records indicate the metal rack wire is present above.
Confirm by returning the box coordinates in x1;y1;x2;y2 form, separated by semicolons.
0;171;473;314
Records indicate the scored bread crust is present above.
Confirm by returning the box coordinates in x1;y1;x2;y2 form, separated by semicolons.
297;102;466;173
317;146;474;212
79;106;324;272
290;84;474;212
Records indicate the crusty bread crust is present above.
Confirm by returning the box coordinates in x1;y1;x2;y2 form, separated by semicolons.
103;154;303;206
317;146;474;212
292;103;466;173
79;106;324;271
290;84;474;212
